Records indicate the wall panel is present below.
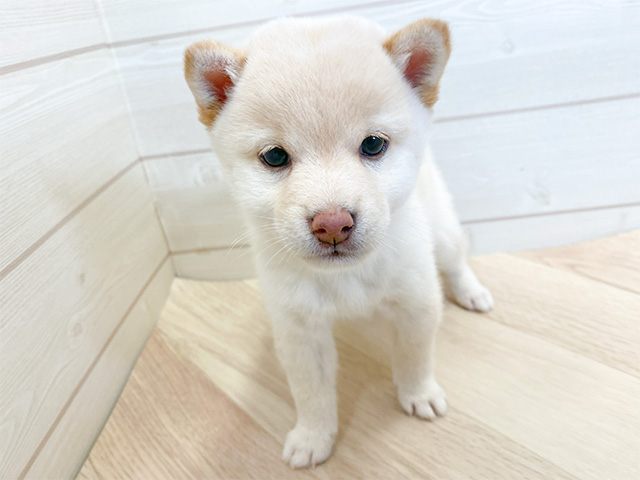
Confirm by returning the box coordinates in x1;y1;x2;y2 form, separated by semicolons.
172;247;255;281
143;153;245;251
434;97;640;223
0;166;168;479
0;0;104;70
24;259;174;479
465;204;640;255
100;0;398;44
0;2;175;477
0;49;139;274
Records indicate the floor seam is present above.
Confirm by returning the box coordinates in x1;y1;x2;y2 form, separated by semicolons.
504;252;640;296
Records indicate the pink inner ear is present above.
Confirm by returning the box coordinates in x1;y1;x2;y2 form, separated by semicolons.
204;67;233;103
404;48;431;88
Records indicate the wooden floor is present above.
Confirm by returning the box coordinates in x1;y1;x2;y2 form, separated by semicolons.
79;232;640;480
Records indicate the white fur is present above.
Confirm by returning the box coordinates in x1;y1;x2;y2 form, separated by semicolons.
188;16;493;469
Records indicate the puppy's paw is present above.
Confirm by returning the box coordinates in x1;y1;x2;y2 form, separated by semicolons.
454;282;494;313
449;270;494;312
398;381;448;420
282;425;336;469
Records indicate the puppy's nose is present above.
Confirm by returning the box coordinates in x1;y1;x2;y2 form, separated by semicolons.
311;208;354;245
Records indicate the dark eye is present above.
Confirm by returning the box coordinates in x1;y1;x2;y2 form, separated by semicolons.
360;135;387;157
260;146;290;168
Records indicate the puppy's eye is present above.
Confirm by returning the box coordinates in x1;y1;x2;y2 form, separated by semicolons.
360;135;387;157
260;147;290;168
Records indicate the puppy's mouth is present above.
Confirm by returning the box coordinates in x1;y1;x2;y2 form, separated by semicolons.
330;242;346;257
322;240;354;258
304;236;372;266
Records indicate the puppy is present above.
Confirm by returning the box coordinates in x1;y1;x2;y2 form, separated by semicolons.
184;16;493;469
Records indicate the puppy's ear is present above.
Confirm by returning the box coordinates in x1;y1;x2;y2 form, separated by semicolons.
184;40;245;127
384;19;451;108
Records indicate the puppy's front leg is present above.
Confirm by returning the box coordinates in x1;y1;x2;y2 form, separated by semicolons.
391;300;448;420
271;316;337;469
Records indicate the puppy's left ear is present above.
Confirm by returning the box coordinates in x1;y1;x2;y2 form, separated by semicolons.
184;40;246;127
384;18;451;108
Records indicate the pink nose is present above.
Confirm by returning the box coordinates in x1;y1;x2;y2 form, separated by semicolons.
311;208;354;245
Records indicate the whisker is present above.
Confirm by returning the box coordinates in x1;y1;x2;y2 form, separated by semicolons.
264;243;291;268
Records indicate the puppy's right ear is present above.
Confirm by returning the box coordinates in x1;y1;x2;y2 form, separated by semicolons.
184;40;245;127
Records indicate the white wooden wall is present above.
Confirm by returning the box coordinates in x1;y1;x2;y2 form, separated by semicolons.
0;2;174;478
101;0;640;280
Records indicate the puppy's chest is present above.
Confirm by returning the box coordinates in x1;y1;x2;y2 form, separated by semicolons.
291;267;393;320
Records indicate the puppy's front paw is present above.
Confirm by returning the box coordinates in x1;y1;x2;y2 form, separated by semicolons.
282;425;336;469
398;381;448;420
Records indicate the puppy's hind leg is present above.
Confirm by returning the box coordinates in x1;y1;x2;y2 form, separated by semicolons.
419;158;494;312
435;219;493;312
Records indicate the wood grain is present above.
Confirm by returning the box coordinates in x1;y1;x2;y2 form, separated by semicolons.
100;0;392;43
464;203;640;255
0;0;105;69
0;48;139;273
467;254;640;376
436;312;639;480
514;230;640;294
0;165;168;479
81;232;640;479
341;304;640;479
25;259;174;480
434;97;640;223
80;329;314;480
76;458;100;480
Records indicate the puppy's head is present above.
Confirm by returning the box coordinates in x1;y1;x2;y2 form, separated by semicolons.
185;17;450;268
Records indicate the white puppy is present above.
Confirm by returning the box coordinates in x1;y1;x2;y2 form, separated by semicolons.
184;16;493;469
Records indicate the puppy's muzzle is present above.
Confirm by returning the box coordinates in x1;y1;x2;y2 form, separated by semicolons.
310;207;354;245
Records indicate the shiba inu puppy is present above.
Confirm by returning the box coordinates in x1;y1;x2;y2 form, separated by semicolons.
184;16;493;469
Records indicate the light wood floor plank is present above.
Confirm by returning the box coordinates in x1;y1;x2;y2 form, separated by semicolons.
437;309;640;480
514;230;640;294
86;278;578;480
467;253;640;377
336;307;639;480
80;233;640;479
76;458;99;480
83;330;317;480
